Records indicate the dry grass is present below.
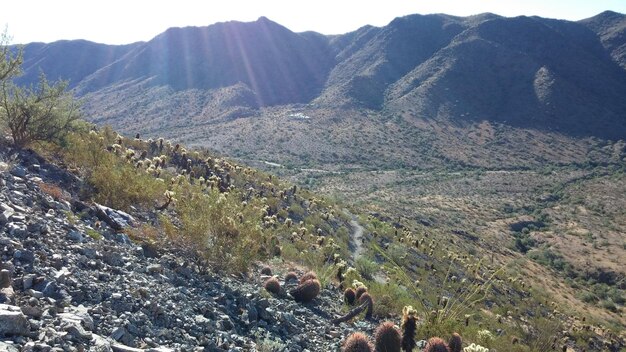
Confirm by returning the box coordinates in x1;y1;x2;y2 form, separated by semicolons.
37;181;69;201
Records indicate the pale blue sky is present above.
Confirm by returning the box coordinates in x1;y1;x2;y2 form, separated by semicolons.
2;0;625;45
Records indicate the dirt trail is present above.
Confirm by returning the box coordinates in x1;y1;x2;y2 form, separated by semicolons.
346;210;389;284
348;212;365;260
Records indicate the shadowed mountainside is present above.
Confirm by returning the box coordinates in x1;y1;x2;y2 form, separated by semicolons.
77;17;336;107
580;10;626;69
15;40;140;88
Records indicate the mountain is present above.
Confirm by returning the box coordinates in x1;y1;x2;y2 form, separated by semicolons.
385;14;626;139
580;10;626;69
77;17;335;107
15;40;140;88
13;12;626;153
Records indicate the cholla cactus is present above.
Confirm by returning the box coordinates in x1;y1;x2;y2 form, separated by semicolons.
336;260;346;283
125;149;135;160
158;138;164;151
156;190;175;211
463;343;488;352
146;165;157;176
401;306;418;352
110;144;122;155
476;330;494;345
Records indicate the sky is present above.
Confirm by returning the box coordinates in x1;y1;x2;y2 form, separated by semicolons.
2;0;625;45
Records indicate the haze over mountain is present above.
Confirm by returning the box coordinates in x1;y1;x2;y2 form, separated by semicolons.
14;11;626;159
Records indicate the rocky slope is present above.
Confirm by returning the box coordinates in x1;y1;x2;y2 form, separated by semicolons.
0;148;378;351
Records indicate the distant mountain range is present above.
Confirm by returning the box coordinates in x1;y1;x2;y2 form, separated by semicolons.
14;11;626;143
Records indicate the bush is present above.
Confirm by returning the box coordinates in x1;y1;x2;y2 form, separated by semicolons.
1;36;81;148
600;299;618;312
579;291;598;304
356;257;378;280
64;132;167;211
62;130;267;274
174;183;264;273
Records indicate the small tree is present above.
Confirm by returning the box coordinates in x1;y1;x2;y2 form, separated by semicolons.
0;30;22;81
0;30;81;147
1;74;81;147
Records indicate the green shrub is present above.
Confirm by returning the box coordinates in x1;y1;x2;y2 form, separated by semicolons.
63;132;166;211
174;183;265;273
356;257;378;280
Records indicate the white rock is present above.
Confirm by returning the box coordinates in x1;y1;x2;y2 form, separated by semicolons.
0;304;29;336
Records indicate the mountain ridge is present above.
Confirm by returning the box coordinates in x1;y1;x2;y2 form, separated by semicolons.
12;11;626;147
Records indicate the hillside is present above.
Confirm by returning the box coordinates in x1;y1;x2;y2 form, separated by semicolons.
0;137;374;351
5;10;626;351
15;40;140;88
580;10;626;69
1;130;624;351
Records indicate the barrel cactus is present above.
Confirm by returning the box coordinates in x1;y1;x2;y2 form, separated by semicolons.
264;277;280;295
374;321;401;352
290;278;321;303
343;332;373;352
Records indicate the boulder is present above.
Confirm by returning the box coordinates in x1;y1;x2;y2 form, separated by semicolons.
0;304;29;336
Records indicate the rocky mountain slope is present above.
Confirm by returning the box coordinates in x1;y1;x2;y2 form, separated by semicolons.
580;10;626;70
0;145;382;351
1;128;624;351
76;17;335;107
